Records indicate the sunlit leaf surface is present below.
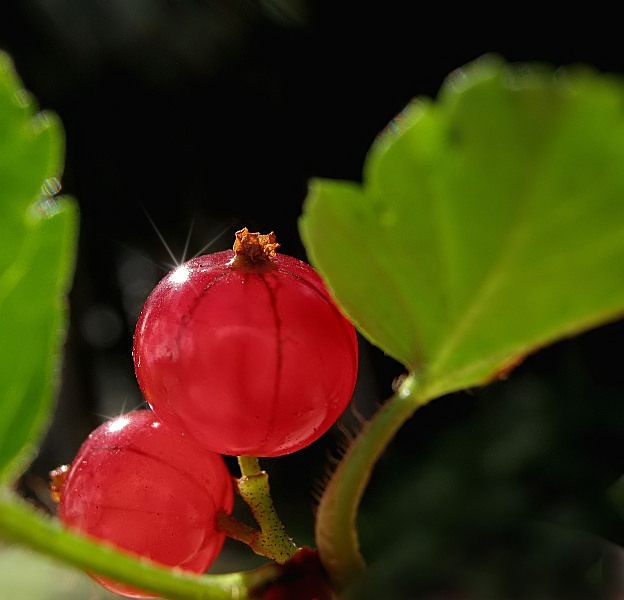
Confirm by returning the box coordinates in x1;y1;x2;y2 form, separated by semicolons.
301;55;624;399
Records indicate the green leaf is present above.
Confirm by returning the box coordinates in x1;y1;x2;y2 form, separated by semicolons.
0;52;78;482
300;54;624;399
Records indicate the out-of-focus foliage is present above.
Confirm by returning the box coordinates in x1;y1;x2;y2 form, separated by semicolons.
0;546;118;599
0;51;77;483
351;354;624;599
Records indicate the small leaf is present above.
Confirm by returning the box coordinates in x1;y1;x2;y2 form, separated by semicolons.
300;54;624;399
0;52;78;482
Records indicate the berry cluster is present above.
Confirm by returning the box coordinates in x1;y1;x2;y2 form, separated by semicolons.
51;229;358;597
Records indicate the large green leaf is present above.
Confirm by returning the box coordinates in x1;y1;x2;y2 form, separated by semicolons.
0;52;78;482
300;55;624;400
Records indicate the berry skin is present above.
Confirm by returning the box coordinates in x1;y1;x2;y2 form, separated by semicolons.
133;228;358;457
258;548;335;600
57;410;233;598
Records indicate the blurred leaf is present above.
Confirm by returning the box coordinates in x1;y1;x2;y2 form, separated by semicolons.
300;54;624;400
608;475;624;519
350;453;605;600
0;52;78;482
0;50;275;600
0;545;118;599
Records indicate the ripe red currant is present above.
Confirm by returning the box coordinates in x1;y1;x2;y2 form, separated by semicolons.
133;228;358;457
56;410;233;598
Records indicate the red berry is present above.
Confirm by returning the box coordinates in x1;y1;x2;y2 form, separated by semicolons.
258;548;335;600
57;410;233;598
133;228;358;457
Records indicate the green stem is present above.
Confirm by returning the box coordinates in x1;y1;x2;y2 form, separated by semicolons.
238;455;262;478
0;489;279;599
234;456;299;564
216;511;258;547
314;373;430;589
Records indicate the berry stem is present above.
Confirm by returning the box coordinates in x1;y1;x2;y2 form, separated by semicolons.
215;511;257;547
231;456;299;564
238;455;262;477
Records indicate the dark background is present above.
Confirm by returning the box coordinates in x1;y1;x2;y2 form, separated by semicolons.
1;3;624;598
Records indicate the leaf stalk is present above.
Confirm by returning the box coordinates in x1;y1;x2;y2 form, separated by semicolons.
314;373;430;589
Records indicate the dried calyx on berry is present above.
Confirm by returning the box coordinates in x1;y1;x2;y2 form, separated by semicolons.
231;227;280;268
49;464;70;504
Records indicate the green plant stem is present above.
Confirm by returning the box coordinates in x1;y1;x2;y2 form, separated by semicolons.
0;489;279;599
233;456;299;564
238;455;262;477
314;373;429;589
